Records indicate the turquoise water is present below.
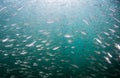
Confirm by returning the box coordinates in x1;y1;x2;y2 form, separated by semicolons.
0;0;120;78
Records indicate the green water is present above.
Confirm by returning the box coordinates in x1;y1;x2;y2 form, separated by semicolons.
0;0;120;78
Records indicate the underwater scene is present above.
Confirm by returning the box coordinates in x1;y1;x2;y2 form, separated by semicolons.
0;0;120;78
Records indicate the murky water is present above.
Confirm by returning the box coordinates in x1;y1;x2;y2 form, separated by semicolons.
0;0;120;78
